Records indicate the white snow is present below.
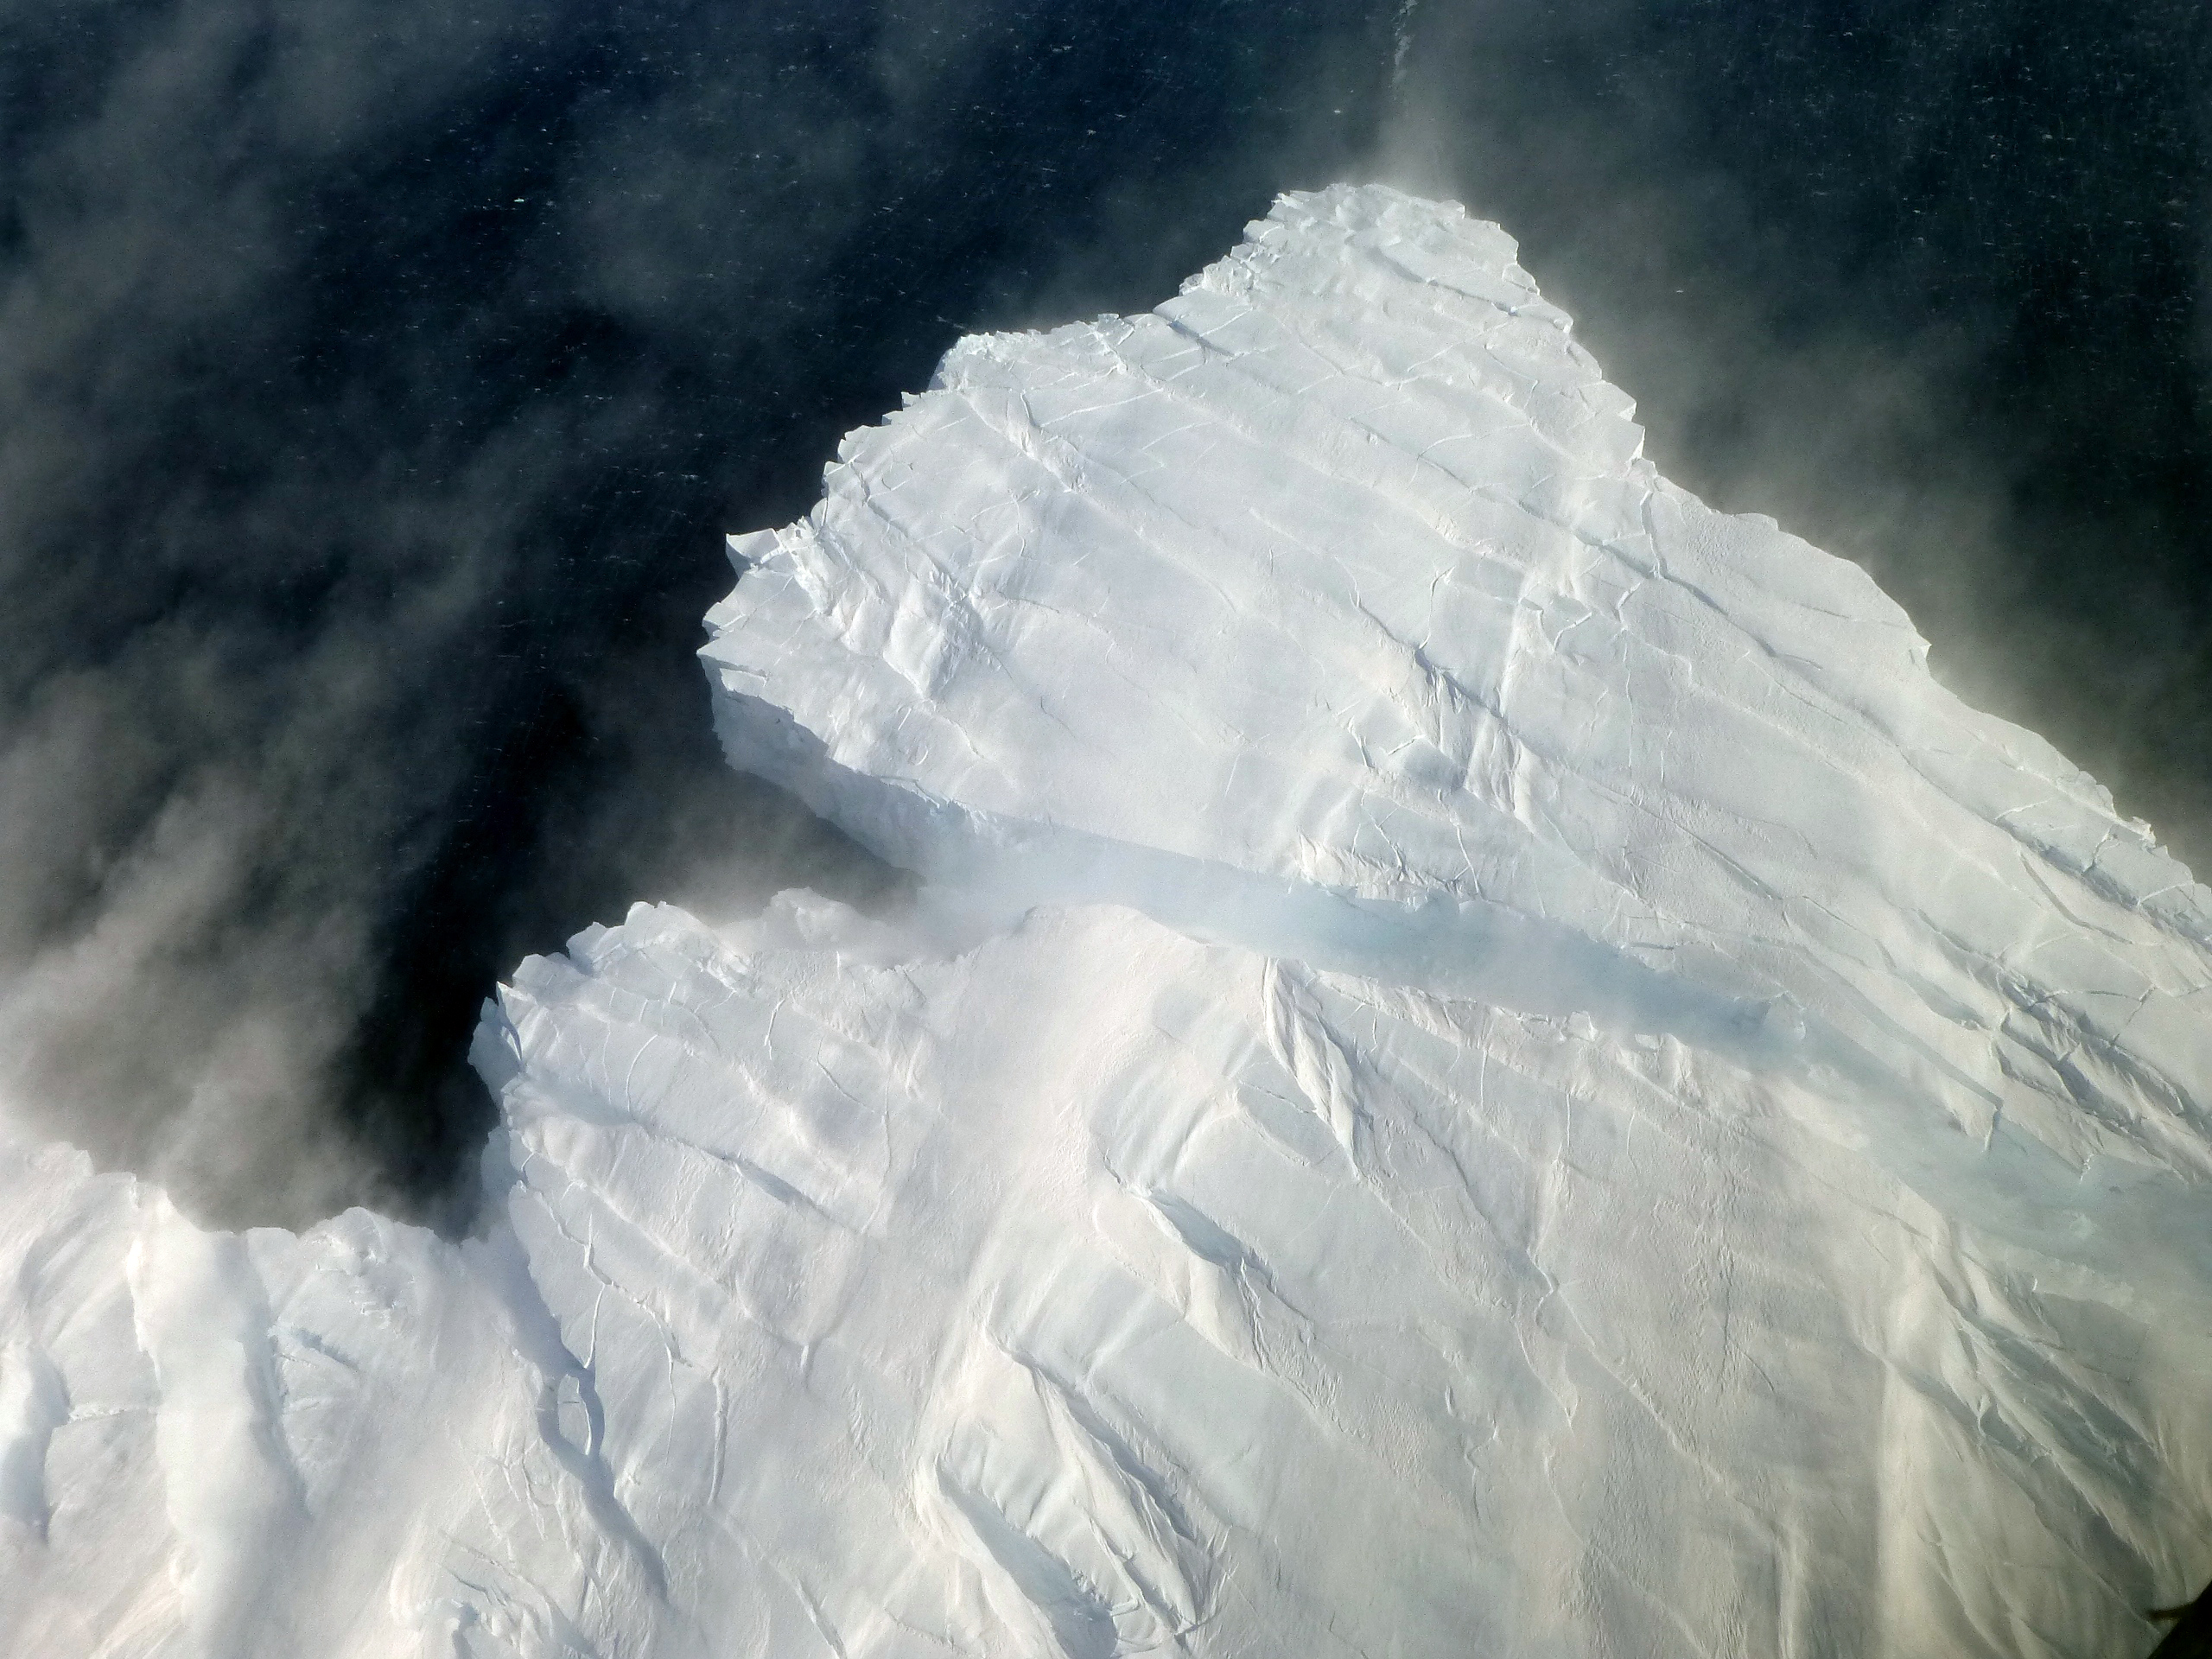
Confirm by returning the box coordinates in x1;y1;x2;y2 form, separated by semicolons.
5;183;2212;1658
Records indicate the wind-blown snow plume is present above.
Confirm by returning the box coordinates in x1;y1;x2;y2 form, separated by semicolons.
0;0;1383;1225
3;0;2201;1232
1370;2;2212;864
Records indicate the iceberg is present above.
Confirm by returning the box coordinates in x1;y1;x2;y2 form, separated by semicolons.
4;184;2210;1657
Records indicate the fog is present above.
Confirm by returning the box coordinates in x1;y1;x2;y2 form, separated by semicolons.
0;0;2202;1228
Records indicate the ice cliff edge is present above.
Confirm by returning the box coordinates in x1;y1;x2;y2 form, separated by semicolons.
4;184;2210;1659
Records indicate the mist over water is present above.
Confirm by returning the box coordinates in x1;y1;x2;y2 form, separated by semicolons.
0;0;2203;1229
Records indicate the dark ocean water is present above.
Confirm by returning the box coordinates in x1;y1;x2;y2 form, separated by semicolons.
0;0;2204;1227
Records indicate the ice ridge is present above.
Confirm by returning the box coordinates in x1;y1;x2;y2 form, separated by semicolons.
3;183;2210;1659
703;187;2212;1181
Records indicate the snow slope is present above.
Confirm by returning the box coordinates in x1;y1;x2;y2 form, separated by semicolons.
5;184;2211;1658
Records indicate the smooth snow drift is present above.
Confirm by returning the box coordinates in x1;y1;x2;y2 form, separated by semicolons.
5;185;2210;1659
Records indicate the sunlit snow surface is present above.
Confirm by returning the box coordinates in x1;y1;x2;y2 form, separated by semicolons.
7;185;2212;1658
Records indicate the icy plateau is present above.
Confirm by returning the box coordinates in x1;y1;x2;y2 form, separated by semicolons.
7;184;2212;1659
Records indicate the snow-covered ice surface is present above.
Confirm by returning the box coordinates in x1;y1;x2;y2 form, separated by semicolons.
7;184;2212;1657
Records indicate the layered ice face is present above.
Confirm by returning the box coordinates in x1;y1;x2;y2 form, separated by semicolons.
5;185;2211;1659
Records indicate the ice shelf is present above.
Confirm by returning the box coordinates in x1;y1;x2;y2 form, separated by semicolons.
4;184;2210;1659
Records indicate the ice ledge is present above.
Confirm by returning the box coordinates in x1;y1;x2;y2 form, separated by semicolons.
706;182;2212;1185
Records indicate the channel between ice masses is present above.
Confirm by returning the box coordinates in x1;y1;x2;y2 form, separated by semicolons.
6;182;2212;1659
